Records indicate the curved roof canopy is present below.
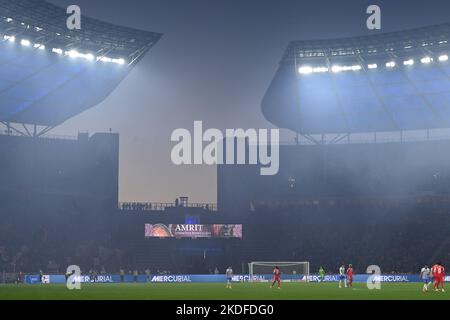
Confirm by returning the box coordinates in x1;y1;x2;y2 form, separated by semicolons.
262;23;450;134
0;0;162;127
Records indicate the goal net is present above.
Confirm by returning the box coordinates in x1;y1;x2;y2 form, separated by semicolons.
248;261;309;282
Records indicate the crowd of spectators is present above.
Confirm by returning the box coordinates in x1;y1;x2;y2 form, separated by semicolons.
247;198;450;273
2;196;450;277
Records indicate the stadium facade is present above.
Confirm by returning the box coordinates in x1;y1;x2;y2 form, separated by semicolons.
218;141;450;272
2;1;450;279
0;0;161;133
0;0;163;277
219;23;450;273
262;22;450;136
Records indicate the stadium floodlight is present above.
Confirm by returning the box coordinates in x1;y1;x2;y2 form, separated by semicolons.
312;66;328;73
298;66;313;74
386;61;396;68
439;54;449;62
52;48;63;55
97;56;126;65
66;49;80;58
3;35;15;42
98;56;113;63
78;52;94;61
368;63;378;69
33;43;45;50
420;57;433;64
112;58;125;65
331;65;343;73
403;59;414;66
2;27;130;66
20;39;31;47
65;50;95;61
331;65;361;73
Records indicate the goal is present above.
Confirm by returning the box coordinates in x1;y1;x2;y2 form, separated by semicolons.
248;261;310;282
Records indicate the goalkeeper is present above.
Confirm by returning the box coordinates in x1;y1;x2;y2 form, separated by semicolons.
318;267;325;282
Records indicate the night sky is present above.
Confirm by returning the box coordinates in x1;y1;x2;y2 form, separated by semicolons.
47;0;450;203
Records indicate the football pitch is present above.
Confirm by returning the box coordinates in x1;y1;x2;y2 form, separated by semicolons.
0;282;448;300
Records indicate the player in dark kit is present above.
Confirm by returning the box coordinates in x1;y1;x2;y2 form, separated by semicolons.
346;264;354;288
431;262;445;292
270;266;281;289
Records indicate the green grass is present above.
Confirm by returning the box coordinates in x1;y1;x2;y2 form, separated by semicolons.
0;282;448;300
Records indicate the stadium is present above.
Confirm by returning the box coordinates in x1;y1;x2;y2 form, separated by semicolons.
1;0;450;303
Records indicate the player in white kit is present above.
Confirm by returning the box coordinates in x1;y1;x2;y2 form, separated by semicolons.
420;265;431;292
339;264;347;288
226;267;233;289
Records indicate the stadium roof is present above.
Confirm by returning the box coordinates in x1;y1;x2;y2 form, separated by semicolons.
262;23;450;135
0;0;162;128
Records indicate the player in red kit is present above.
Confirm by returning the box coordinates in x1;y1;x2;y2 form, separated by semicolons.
431;262;445;292
270;266;281;289
346;264;354;288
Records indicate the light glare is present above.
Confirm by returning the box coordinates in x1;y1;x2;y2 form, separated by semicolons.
331;65;342;73
4;35;15;42
97;56;126;65
20;39;31;47
65;50;95;61
298;66;313;74
112;58;125;65
386;61;396;68
312;67;328;73
98;56;112;63
34;43;45;50
52;48;63;55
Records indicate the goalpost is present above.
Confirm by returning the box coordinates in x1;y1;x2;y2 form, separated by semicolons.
248;261;310;282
